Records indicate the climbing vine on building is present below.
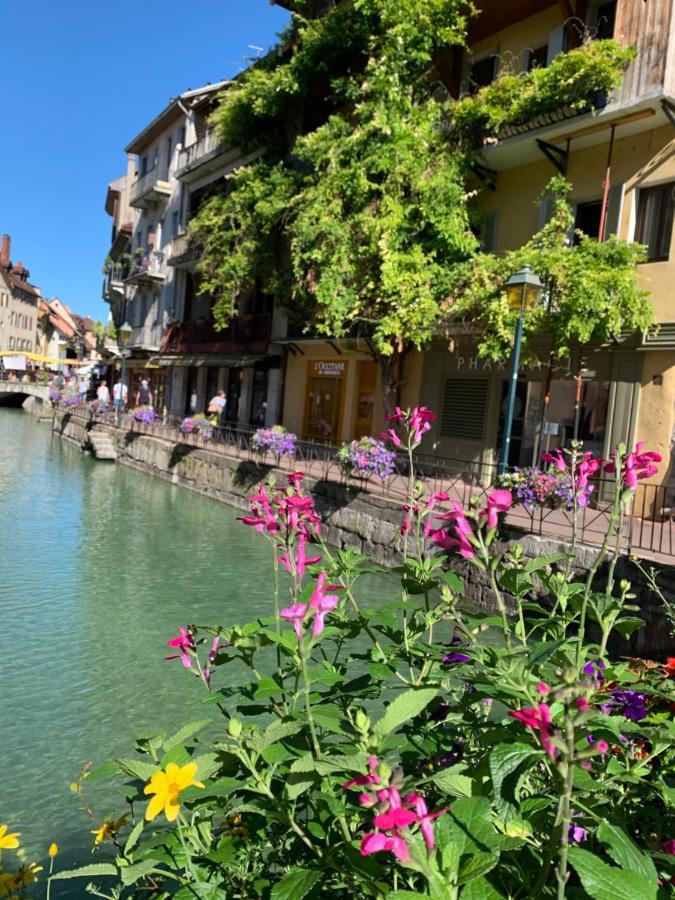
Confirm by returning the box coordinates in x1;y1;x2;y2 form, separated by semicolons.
188;0;647;408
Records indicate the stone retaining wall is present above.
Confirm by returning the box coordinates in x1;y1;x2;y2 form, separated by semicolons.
52;410;675;656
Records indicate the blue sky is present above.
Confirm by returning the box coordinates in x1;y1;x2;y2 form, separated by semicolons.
1;0;289;320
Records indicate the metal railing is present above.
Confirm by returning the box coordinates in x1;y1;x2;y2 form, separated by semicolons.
52;404;675;563
126;251;166;282
177;130;222;172
129;168;170;205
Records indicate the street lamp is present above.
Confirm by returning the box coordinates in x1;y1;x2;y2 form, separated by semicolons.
497;265;543;475
117;321;132;427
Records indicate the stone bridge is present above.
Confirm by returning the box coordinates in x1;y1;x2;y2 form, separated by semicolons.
0;381;50;407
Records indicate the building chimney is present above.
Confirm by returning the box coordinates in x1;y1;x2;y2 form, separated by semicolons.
0;234;10;268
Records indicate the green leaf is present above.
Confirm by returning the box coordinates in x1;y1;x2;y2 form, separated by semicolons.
124;820;144;856
163;719;212;751
444;797;500;857
119;858;162;886
431;765;473;799
524;552;567;573
613;616;645;638
388;893;429;899
270;867;323;900
459;851;499;884
161;745;190;768
50;863;118;881
568;848;658;900
286;771;318;800
192;752;220;781
85;760;120;783
489;743;543;822
114;758;158;782
597;821;658;883
254;675;285;700
374;687;437;737
498;569;534;597
312;704;349;735
460;877;505;899
256;720;304;751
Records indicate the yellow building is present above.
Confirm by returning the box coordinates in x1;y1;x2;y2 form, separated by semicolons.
417;0;675;486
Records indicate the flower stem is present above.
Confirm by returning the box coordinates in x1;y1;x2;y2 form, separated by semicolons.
555;709;576;900
299;644;321;757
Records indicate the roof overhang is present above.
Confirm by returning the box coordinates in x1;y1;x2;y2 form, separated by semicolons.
479;92;673;173
155;353;267;367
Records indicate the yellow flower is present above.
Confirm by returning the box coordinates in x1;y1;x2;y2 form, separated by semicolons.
0;825;20;850
144;762;204;822
13;862;42;888
91;814;127;846
48;843;58;858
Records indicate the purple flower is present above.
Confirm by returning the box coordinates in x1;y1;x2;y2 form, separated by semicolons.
338;437;396;482
441;635;471;666
610;690;649;721
252;426;297;457
582;660;606;684
569;822;588;843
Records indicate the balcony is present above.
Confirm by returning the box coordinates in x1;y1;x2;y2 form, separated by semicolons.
176;131;243;183
102;263;129;301
161;315;272;356
125;252;166;286
167;232;199;269
128;323;164;351
129;168;171;209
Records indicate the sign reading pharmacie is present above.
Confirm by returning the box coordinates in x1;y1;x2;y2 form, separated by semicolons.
312;360;347;377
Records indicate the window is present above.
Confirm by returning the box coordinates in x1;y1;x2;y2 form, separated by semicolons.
166;136;172;170
527;45;548;71
441;378;489;441
469;55;497;94
635;183;675;262
595;0;617;39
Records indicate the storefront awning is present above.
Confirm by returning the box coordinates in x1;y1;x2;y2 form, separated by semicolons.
154;353;267;368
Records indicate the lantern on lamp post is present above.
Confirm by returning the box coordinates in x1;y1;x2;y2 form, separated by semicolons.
497;265;543;475
117;321;133;428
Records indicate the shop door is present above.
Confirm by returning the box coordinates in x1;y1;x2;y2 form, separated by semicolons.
353;361;377;439
304;376;343;442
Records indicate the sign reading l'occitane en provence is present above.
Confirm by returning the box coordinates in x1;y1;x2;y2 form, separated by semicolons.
313;360;346;377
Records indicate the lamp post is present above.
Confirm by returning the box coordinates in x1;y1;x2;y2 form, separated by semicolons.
117;321;132;428
497;265;543;475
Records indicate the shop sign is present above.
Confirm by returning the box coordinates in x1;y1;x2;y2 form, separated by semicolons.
455;355;573;376
313;360;346;377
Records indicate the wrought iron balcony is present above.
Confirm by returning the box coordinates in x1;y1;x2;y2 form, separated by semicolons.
102;263;129;301
167;232;199;269
125;251;166;286
176;130;241;182
162;315;272;355
129;168;171;208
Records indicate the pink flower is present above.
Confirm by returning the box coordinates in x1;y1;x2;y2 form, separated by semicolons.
427;491;449;511
381;428;402;447
408;406;437;445
361;831;410;862
278;534;321;580
343;756;381;790
509;703;557;758
309;573;342;637
541;449;566;472
433;501;478;559
287;472;304;487
591;739;609;754
606;441;662;491
576;698;590;711
662;839;675;855
481;489;513;529
203;637;221;688
165;627;195;669
386;407;405;424
536;683;551;696
404;793;448;851
280;603;308;642
373;808;417;830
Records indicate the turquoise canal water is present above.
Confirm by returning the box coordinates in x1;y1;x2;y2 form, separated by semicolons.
0;409;389;894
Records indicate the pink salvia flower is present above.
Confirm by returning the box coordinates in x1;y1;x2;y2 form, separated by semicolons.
343;756;380;789
509;703;557;758
541;449;566;472
280;603;308;642
361;831;410;862
373;808;417;830
404;793;448;851
287;472;304;487
165;627;195;669
386;407;405;424
481;489;513;529
309;573;342;637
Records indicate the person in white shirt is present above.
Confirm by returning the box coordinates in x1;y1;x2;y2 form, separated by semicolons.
97;380;110;408
113;381;128;411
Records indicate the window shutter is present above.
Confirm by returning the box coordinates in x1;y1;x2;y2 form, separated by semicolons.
480;212;500;253
546;26;566;65
537;195;555;231
604;183;625;237
441;378;489;441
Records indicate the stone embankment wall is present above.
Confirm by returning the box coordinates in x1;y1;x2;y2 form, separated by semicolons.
52;410;675;656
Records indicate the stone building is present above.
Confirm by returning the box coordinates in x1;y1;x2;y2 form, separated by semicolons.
0;234;41;358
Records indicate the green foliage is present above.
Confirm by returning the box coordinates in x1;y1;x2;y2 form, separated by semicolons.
452;39;636;144
450;176;653;361
53;428;675;898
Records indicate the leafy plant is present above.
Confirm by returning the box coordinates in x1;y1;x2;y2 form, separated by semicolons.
51;410;675;898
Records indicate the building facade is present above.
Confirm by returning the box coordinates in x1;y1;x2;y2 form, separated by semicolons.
417;0;675;489
0;234;41;358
